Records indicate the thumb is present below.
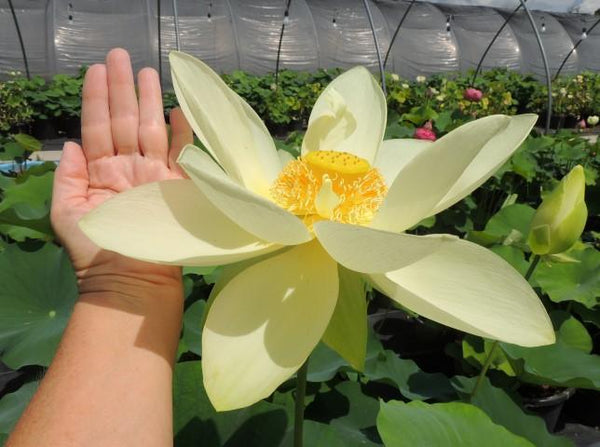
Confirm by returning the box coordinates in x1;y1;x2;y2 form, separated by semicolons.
51;141;89;218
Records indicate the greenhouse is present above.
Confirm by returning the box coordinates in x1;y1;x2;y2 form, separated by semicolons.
1;0;600;446
1;0;600;79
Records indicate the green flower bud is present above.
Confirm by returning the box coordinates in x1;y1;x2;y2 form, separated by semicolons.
528;165;587;255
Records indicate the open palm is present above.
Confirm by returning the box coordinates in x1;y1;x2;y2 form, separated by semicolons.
51;49;192;284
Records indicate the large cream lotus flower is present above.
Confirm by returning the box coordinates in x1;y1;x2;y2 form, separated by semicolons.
80;52;555;411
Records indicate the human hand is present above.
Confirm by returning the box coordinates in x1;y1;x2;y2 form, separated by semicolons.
51;48;193;293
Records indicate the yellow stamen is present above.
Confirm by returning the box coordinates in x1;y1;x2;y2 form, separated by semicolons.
270;150;387;226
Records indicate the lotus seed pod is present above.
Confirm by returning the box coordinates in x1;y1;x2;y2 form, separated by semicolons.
528;165;587;255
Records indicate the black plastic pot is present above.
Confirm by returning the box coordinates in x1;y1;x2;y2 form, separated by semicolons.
522;387;576;432
59;116;81;139
31;119;59;140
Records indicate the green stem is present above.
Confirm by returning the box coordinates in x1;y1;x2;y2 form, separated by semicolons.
471;254;542;400
294;360;309;447
470;341;498;399
525;254;541;281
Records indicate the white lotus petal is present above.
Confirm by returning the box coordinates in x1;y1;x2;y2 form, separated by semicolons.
79;180;279;265
369;238;555;347
374;138;432;187
170;51;281;195
314;220;453;274
429;114;538;215
302;67;386;164
202;241;338;410
178;145;312;246
372;115;511;233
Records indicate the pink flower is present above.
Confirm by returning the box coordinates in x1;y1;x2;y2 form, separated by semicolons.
576;119;587;130
414;127;437;141
464;88;483;102
423;120;433;130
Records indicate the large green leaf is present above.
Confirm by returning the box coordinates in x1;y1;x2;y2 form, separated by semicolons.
306;381;380;446
534;247;600;308
468;204;535;249
308;329;383;383
182;300;205;356
376;400;533;446
363;349;455;401
501;340;600;390
452;377;573;447
288;420;380;447
173;361;290;447
0;244;77;368
500;312;600;389
0;381;39;435
0;169;54;240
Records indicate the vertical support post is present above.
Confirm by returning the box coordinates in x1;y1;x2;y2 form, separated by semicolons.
520;0;552;134
362;0;386;96
275;0;293;88
172;0;181;51
8;0;30;79
383;0;416;70
471;3;521;86
554;17;600;80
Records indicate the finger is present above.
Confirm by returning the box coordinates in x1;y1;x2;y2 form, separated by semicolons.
51;142;89;220
168;107;193;176
81;64;113;160
138;67;168;162
106;48;139;155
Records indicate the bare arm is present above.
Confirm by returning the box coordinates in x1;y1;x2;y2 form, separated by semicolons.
7;48;193;447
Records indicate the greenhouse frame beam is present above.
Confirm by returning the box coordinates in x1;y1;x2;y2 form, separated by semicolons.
520;0;552;134
172;0;181;51
554;16;600;80
275;0;293;88
362;0;386;96
383;0;416;70
8;0;30;79
470;3;522;87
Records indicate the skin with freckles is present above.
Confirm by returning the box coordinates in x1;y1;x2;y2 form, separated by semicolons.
7;48;193;447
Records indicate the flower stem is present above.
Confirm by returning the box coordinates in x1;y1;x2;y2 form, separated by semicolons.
294;359;309;447
471;254;542;400
470;341;498;399
525;254;541;281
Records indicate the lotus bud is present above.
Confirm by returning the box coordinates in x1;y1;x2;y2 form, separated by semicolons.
414;126;437;141
587;115;599;126
528;165;587;255
463;87;483;102
576;119;586;130
390;73;400;82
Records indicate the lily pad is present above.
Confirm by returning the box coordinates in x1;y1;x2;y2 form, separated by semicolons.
182;300;206;356
0;381;39;435
363;349;455;401
173;361;291;447
452;376;573;447
0;244;78;368
377;400;533;446
534;247;600;308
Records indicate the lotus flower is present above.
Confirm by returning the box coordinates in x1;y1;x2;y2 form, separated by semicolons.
576;119;587;130
528;165;587;255
464;88;483;102
80;52;555;411
587;115;599;126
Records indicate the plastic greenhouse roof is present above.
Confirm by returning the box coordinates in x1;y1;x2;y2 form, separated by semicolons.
1;0;598;82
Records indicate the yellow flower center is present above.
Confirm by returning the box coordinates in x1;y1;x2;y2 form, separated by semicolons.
270;150;387;226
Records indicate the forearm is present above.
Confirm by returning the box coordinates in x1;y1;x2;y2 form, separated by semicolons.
7;275;183;447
